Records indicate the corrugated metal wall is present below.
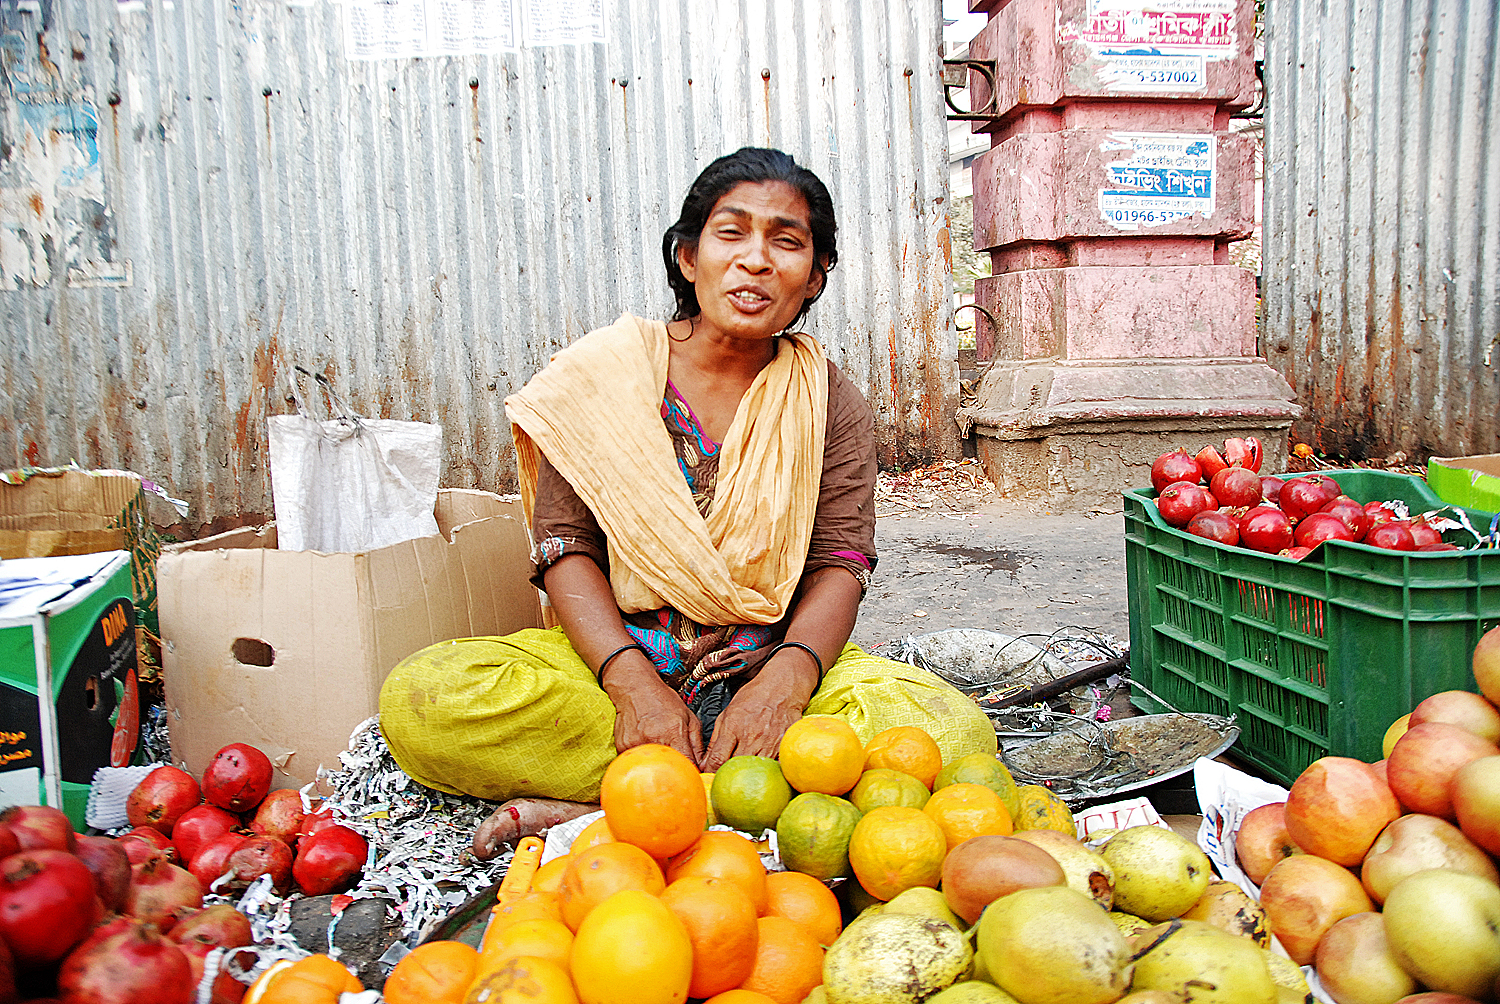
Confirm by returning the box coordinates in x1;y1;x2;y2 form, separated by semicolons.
0;0;958;535
1264;0;1500;459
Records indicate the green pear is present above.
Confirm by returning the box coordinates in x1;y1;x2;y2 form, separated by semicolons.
1130;919;1276;1004
883;886;965;931
1101;826;1212;922
977;886;1133;1004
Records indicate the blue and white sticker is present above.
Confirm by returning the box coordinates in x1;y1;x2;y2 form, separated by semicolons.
1096;50;1207;91
1098;133;1216;229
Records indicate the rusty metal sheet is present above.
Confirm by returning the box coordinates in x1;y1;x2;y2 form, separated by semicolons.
1264;0;1500;459
0;0;958;535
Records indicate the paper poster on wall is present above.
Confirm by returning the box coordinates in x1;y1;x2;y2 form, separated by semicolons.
1098;133;1215;230
524;0;604;45
342;0;519;60
1061;0;1236;91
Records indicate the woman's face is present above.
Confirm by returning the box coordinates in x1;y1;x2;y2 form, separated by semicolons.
678;180;824;344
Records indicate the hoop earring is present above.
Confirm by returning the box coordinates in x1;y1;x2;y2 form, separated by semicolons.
668;315;696;343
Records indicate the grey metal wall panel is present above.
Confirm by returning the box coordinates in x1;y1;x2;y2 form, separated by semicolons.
0;0;957;534
1264;0;1500;459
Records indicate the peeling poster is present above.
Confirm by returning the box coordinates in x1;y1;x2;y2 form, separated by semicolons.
1061;0;1237;93
1098;133;1216;230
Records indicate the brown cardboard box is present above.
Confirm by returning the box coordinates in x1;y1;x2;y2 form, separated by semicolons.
158;490;542;789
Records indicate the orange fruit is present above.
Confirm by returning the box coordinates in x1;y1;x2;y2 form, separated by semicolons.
863;726;943;789
665;829;769;914
600;743;707;859
478;917;574;970
933;752;1022;820
570;889;693;1004
762;871;842;947
846;805;947;901
531;855;571;893
488;891;563;935
1013;784;1076;835
847;768;931;813
245;954;362;1004
660;875;760;997
711;756;794;834
703;993;778;1004
464;956;579;1003
382;940;477;1004
778;716;865;795
737;916;825;1004
922;782;1014;851
557;842;666;932
775;792;862;881
570;816;616;853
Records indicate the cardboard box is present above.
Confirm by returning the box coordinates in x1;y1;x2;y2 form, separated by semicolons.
159;490;543;790
0;551;143;829
0;467;167;641
1429;455;1500;516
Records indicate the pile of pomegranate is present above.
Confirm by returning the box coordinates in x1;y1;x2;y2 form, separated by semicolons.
0;741;369;1003
1150;439;1462;560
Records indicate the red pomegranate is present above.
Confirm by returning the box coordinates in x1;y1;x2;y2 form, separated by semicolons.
225;835;293;893
1320;496;1371;541
202;745;273;814
1366;521;1418;551
1278;546;1314;561
293;824;369;896
169;904;253;951
122;826;178;863
0;934;14;1004
1157;483;1217;527
1209;466;1263;508
298;808;339;840
1294;512;1355;550
124;857;203;934
1150;448;1202;492
1186;509;1240;546
1279;475;1342;520
0;849;101;967
1195;444;1228;480
74;835;132;913
0;805;76;852
56;920;194;1004
1418;542;1461;552
126;766;202;837
1240;507;1295;553
1260;477;1284;504
173;805;240;866
1223;437;1263;472
249;790;306;847
189;832;249;892
1408;519;1444;547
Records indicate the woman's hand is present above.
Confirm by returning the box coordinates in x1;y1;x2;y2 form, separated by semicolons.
700;649;819;770
601;652;705;764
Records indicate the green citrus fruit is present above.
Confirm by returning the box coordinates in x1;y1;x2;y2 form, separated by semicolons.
848;768;931;814
710;755;794;834
776;792;863;880
934;752;1021;821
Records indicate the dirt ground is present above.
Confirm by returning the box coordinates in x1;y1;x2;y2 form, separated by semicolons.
851;462;1131;653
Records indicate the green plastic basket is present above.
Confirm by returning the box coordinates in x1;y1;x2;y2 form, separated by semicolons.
1124;469;1499;786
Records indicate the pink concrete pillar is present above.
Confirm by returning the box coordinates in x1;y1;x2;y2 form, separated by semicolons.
956;0;1299;508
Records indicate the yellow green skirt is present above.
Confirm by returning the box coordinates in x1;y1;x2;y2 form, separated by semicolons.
379;627;998;803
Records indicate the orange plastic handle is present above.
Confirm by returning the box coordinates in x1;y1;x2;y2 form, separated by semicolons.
494;835;544;907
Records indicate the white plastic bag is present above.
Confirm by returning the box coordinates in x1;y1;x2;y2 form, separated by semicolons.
268;370;441;553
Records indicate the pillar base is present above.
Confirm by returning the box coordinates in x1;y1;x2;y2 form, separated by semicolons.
957;357;1301;510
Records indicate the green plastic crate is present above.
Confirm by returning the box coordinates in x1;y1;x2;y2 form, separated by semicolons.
1124;469;1499;786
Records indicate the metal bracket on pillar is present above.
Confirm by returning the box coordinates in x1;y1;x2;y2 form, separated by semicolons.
941;59;1000;123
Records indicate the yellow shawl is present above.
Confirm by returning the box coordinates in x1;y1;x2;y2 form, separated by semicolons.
505;314;829;625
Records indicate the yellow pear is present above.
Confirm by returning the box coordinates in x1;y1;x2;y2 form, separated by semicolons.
1130;919;1276;1004
1108;911;1152;938
977;886;1132;1004
883;885;965;932
1101;826;1212;922
926;983;1023;1004
1012;829;1116;910
823;913;972;1004
1181;880;1270;947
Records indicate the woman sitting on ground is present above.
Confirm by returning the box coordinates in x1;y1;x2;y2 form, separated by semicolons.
378;147;995;858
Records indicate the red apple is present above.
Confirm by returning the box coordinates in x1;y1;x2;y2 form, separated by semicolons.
1259;854;1373;965
1233;802;1301;886
1453;755;1500;856
1315;912;1418;1004
1360;813;1499;904
1284;757;1400;866
1410;690;1500;745
1473;625;1500;706
1388;723;1500;820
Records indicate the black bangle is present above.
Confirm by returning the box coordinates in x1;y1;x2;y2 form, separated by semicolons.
768;641;824;677
597;642;649;677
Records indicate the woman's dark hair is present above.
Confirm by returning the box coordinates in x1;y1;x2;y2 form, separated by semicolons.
661;147;838;330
